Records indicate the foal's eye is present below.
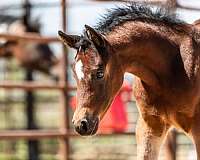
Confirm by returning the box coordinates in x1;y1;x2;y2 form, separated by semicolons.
96;65;104;79
96;70;104;79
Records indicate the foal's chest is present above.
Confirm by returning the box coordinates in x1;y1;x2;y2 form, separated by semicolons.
133;79;168;116
133;78;199;133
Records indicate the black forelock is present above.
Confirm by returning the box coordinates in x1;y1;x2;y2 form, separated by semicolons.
74;34;91;51
94;2;186;34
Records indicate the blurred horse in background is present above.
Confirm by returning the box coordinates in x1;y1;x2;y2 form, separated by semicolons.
193;18;200;28
59;3;200;160
0;14;58;79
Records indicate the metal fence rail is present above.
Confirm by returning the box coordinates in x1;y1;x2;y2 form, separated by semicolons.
0;81;76;90
0;130;136;140
0;33;59;43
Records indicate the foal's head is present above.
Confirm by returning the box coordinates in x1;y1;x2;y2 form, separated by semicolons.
59;25;124;136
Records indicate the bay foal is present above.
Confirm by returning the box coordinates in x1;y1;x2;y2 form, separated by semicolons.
59;3;200;160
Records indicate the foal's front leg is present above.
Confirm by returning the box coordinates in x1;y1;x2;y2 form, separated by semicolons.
136;115;169;160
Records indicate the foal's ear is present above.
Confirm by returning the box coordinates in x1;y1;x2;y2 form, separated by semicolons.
84;25;106;49
58;30;81;49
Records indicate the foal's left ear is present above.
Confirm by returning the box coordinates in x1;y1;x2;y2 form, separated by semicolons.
84;25;106;49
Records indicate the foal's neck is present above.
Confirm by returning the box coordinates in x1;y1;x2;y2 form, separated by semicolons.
106;22;184;90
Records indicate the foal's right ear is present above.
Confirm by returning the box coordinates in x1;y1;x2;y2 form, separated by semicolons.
58;30;81;49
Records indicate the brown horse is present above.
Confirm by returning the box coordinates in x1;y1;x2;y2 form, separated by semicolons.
0;15;58;78
59;3;200;160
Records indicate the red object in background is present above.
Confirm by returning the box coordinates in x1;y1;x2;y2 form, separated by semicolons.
70;82;132;133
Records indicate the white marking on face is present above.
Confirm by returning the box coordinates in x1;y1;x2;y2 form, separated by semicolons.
75;60;84;80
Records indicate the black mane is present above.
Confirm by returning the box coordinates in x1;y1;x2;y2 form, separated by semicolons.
94;3;186;34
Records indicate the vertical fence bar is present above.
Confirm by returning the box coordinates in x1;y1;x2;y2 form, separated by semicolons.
23;0;40;159
25;71;40;160
59;0;70;160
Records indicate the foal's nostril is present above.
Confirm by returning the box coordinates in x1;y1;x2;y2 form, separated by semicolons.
74;119;89;135
80;119;88;133
74;117;99;136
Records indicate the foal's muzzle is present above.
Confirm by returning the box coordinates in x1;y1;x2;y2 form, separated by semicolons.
73;117;99;136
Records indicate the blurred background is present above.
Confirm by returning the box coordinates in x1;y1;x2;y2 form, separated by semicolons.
0;0;199;160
